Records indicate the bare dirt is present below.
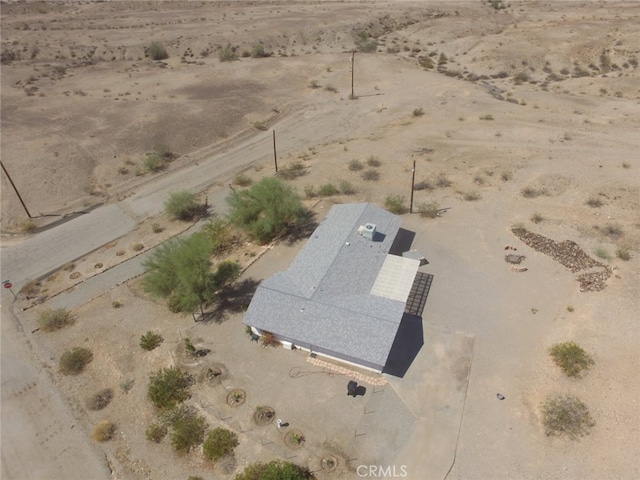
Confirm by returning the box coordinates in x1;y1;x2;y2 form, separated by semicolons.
2;1;639;479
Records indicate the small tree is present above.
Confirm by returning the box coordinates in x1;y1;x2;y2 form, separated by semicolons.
147;366;191;409
234;460;312;480
227;177;309;244
148;42;169;60
549;342;594;378
140;331;163;351
166;406;208;452
203;428;239;462
219;44;237;62
59;347;93;375
164;190;201;221
540;394;595;440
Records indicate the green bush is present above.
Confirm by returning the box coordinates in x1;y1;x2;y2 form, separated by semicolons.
250;43;270;58
38;308;75;332
148;42;168;61
86;388;113;411
417;201;439;218
227;177;309;244
235;460;312;480
549;342;594;378
147;366;192;409
145;422;168;443
540;394;595;440
143;152;165;172
594;246;610;260
203;427;239;461
59;347;93;375
140;331;163;351
199;218;237;255
339;180;356;195
317;184;339;197
384;195;408;214
219;44;237;62
164;406;207;452
355;31;378;53
164;190;201;221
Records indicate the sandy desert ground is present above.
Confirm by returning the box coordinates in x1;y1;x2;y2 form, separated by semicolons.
2;1;639;479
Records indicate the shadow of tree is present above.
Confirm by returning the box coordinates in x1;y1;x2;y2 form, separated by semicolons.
197;278;261;323
283;209;317;246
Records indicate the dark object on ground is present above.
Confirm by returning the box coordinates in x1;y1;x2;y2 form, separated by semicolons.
347;380;357;397
497;393;505;400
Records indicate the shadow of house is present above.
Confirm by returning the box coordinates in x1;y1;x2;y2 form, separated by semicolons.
383;314;424;378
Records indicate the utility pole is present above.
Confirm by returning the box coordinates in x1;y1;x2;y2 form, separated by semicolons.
409;159;416;214
1;161;32;218
273;130;278;173
351;51;355;98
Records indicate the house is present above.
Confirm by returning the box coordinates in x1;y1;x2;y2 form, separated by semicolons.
243;203;426;373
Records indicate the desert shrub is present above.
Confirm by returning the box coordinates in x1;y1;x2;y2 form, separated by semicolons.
143;152;165;172
148;42;169;60
92;420;116;442
147;366;192;409
203;428;239;462
317;184;339;197
235;460;312;480
308;79;320;89
145;422;168;443
132;243;144;251
166;406;207;452
219;44;237;62
38;308;75;332
250;43;269;58
348;159;364;171
140;331;163;351
152;223;163;233
602;223;623;239
304;185;316;199
355;31;378;53
594;246;610;260
540;394;595;440
521;187;545;198
479;114;494;120
112;301;123;308
86;388;114;411
549;342;594;378
325;85;338;93
253;121;268;131
501;171;513;181
384;195;408;214
366;155;381;167
438;53;448;65
463;191;481;201
277;160;306;180
531;213;544;224
435;175;451;188
419;57;434;69
233;173;252;187
120;379;134;393
414;180;433;191
362;169;380;181
227;177;309;244
260;331;279;347
339;180;356;195
417;201;439;218
164;190;201;220
59;347;93;375
622;161;631;169
616;247;631;261
585;197;603;208
413;108;424;117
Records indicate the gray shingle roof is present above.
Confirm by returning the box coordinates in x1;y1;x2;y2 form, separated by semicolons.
243;203;416;369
